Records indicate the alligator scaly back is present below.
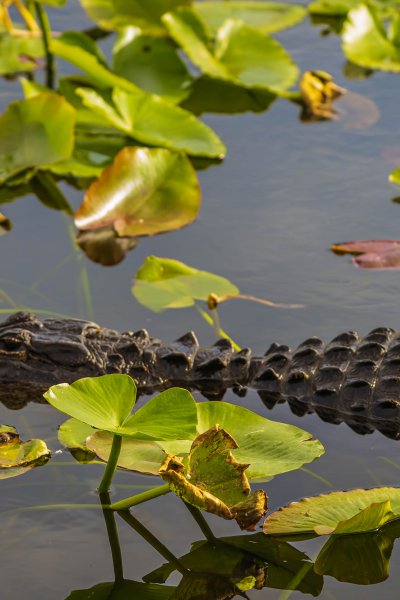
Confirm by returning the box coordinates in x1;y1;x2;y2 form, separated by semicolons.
0;312;400;439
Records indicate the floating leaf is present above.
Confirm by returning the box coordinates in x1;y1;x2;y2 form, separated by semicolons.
159;425;268;530
79;0;191;33
314;519;400;584
113;28;193;102
331;240;400;269
66;579;174;599
0;212;12;236
342;4;400;72
0;33;43;75
0;424;50;476
75;147;201;238
0;93;75;183
263;488;400;536
196;1;306;35
390;167;400;184
87;431;167;475
76;87;225;158
163;9;299;92
299;70;346;121
197;402;324;481
310;0;400;17
132;256;238;312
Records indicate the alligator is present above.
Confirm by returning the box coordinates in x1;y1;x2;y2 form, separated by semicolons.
1;312;400;439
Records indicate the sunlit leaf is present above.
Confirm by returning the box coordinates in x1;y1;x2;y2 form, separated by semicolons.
299;70;346;121
196;1;306;35
390;167;400;184
0;33;43;75
87;431;167;475
0;212;12;236
159;425;268;530
331;239;400;269
77;87;226;158
342;4;400;72
197;402;324;481
113;28;193;102
309;0;400;17
0;424;50;474
75;147;201;237
77;227;138;266
163;8;299;92
263;488;400;535
0;93;75;183
132;256;238;312
79;0;191;33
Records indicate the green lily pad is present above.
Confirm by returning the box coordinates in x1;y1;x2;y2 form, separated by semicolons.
76;87;226;158
79;0;191;33
0;92;75;183
390;167;400;184
159;425;268;530
197;402;324;481
132;256;239;312
0;33;43;75
87;431;167;475
163;8;299;92
263;488;400;536
196;1;306;35
342;4;400;72
309;0;400;16
113;28;193;102
46;375;198;440
74;147;200;237
65;579;174;599
0;424;51;475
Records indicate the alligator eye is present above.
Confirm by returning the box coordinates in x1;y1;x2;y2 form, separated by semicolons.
0;336;24;352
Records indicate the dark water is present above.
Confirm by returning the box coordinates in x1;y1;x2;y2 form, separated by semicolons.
2;2;400;598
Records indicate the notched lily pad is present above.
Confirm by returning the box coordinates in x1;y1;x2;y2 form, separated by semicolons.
75;147;201;239
263;487;400;536
159;425;268;531
0;424;50;477
331;240;400;269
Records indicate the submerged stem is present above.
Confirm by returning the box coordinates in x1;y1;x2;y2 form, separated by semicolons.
110;484;171;511
98;434;122;494
34;2;55;88
184;502;216;542
100;492;124;583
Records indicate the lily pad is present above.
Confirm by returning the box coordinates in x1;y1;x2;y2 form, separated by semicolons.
0;212;12;236
76;87;226;158
80;0;191;33
331;239;400;269
299;70;346;121
45;375;198;441
65;579;174;599
0;92;75;183
163;8;299;92
76;228;138;266
159;425;268;530
113;28;193;102
75;147;201;237
0;424;51;476
197;402;324;481
196;1;306;35
390;167;400;184
342;4;400;72
132;256;239;312
263;488;400;536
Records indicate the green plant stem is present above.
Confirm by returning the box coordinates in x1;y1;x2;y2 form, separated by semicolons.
98;434;122;494
34;2;55;88
100;492;124;583
194;304;241;351
184;502;216;542
31;171;73;215
110;484;171;511
118;510;188;575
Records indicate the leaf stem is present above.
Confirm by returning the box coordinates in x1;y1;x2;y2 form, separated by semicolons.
118;509;188;575
31;171;73;215
98;434;122;494
183;501;216;542
34;1;55;88
109;484;171;511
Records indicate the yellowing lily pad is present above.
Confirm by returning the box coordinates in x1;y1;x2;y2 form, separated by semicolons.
159;425;268;531
75;147;200;237
132;256;239;312
0;424;50;477
263;488;400;536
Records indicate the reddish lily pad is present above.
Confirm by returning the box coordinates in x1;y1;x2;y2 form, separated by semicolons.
331;240;400;269
75;147;200;237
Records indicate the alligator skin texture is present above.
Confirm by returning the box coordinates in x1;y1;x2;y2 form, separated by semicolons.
0;312;400;439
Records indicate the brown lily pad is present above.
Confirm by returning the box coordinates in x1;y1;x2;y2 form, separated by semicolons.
331;240;400;269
